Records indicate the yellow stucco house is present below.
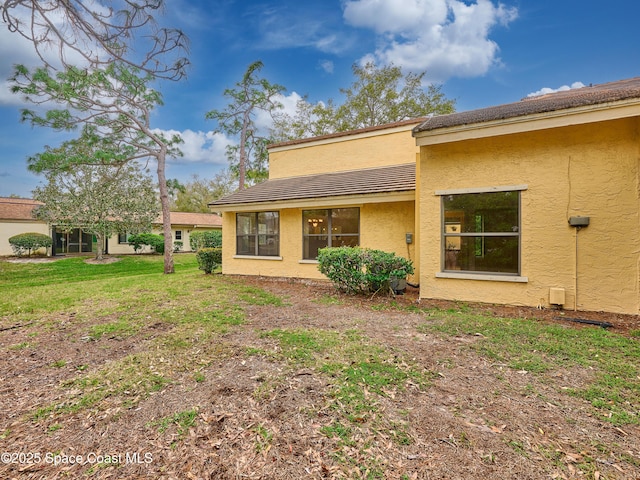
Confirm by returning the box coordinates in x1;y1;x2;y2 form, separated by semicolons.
211;118;422;282
211;77;640;315
414;77;640;315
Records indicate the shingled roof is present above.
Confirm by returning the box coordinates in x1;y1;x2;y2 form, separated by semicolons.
0;197;43;221
155;211;222;227
413;77;640;133
210;163;415;207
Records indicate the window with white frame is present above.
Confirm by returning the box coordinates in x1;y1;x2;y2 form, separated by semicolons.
175;230;182;240
441;188;521;275
118;232;130;244
236;212;280;256
302;208;359;260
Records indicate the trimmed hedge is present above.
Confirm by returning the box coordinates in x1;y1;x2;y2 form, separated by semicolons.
190;230;222;251
127;233;165;254
196;247;222;274
8;232;52;256
317;246;413;295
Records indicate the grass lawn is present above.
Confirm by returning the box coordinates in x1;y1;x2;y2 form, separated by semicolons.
0;253;638;479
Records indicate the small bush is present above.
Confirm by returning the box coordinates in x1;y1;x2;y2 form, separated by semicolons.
8;232;52;256
190;230;222;251
127;233;165;254
196;247;222;274
317;246;366;294
317;246;413;295
173;241;183;252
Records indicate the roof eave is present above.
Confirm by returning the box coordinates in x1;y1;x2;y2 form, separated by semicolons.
213;190;416;212
414;100;640;146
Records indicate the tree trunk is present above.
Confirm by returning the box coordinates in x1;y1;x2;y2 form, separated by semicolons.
157;150;174;274
95;233;105;261
238;110;250;190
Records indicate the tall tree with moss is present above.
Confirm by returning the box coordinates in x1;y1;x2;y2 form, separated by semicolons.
272;62;456;141
336;62;456;130
171;171;235;213
12;62;183;272
2;1;188;274
206;61;285;189
32;162;159;261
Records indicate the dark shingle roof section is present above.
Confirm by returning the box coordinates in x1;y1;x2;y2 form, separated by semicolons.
414;77;640;133
210;163;415;207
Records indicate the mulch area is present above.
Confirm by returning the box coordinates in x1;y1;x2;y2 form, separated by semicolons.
0;275;638;479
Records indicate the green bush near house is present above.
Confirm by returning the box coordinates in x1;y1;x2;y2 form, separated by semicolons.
8;232;53;257
317;246;413;295
196;247;222;274
190;230;222;251
127;233;165;254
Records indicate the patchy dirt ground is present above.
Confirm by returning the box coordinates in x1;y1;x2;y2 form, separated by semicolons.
1;277;639;479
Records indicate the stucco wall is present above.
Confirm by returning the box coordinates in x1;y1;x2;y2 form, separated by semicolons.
269;127;420;179
0;220;50;256
419;117;640;314
107;226;220;254
221;201;416;282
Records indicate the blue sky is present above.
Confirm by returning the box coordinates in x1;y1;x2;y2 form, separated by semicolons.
1;0;639;198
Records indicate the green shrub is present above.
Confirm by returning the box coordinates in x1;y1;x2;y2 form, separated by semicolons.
196;247;222;274
127;233;165;254
190;230;222;251
8;232;53;256
317;246;366;294
173;241;183;252
317;246;413;295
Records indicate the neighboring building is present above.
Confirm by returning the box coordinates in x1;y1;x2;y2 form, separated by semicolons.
0;197;49;256
107;211;222;254
0;197;222;256
211;77;640;315
210;118;423;282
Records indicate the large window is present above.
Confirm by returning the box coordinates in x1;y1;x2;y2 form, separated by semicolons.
442;190;520;274
303;208;359;260
236;212;280;256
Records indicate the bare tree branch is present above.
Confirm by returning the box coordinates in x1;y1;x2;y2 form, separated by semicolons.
1;0;189;80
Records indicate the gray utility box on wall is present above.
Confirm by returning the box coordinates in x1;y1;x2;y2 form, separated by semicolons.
568;216;590;227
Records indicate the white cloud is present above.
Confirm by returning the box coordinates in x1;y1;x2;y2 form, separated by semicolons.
343;0;517;81
153;129;234;165
252;91;306;134
0;5;95;106
344;0;448;33
527;82;586;98
255;5;355;55
0;28;43;106
319;60;335;74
